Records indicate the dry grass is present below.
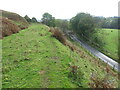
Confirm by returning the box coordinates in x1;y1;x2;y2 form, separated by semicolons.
1;10;29;29
89;73;116;88
1;17;20;38
49;27;82;53
49;27;67;45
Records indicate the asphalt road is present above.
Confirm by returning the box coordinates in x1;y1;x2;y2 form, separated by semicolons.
68;33;120;72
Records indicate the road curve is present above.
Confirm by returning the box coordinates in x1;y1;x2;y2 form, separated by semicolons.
68;34;120;72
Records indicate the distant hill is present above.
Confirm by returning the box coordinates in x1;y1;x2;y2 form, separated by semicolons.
1;10;29;29
0;10;29;38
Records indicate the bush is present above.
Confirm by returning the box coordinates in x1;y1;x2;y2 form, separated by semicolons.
1;17;20;38
89;73;115;88
68;65;84;87
50;27;67;45
49;27;82;53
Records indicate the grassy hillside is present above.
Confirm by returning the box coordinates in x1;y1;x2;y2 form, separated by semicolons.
1;10;29;29
2;24;118;88
94;29;119;62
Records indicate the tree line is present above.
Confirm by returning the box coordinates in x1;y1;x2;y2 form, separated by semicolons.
24;15;38;23
24;13;119;47
40;12;119;29
39;12;119;50
24;13;119;30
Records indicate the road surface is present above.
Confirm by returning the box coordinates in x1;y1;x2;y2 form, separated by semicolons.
68;33;120;72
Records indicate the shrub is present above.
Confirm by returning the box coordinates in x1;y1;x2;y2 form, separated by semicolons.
49;27;82;53
68;65;84;87
89;73;115;88
1;17;20;38
50;27;67;45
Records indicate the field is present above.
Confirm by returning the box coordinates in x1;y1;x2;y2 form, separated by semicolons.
2;24;118;88
94;28;119;62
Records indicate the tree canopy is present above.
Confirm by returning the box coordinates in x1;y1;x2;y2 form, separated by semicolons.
31;17;38;23
70;13;96;37
55;19;70;30
41;13;55;27
24;15;31;23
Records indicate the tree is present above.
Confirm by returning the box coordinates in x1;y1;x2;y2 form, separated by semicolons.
110;17;118;29
70;13;96;38
31;17;38;23
95;17;119;29
41;13;55;27
24;15;31;23
55;19;70;30
70;13;105;48
118;17;120;29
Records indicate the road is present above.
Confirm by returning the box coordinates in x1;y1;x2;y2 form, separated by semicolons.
67;33;120;72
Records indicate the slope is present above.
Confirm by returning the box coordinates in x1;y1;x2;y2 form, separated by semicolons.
1;10;29;29
2;24;119;88
0;17;20;38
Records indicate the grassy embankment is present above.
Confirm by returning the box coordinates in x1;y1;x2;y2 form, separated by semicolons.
94;29;119;62
2;24;119;88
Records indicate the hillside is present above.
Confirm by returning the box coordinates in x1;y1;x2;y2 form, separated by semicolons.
2;24;118;88
1;10;29;29
0;10;29;38
0;17;20;38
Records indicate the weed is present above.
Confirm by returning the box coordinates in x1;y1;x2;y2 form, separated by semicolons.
68;65;84;87
89;72;115;88
51;28;66;45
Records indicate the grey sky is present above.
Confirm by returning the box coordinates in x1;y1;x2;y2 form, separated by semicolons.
0;0;119;19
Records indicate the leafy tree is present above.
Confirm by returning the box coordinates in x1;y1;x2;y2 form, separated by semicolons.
55;19;70;30
70;13;96;38
93;17;106;28
70;13;105;48
24;15;31;23
41;13;55;27
118;17;120;29
110;18;118;29
31;17;38;23
94;17;119;29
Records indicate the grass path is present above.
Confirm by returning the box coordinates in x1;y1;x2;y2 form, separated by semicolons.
2;24;119;88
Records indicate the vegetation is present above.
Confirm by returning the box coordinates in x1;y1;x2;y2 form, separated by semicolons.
31;17;38;23
69;13;119;62
93;28;119;62
41;13;55;27
24;15;31;23
70;13;96;37
1;17;20;38
1;10;29;29
94;16;119;29
24;15;38;23
2;24;118;88
70;13;105;48
1;9;119;88
55;19;70;30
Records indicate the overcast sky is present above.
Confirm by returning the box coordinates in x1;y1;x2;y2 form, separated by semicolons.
0;0;119;20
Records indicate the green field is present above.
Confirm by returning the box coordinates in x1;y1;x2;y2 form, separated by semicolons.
95;28;119;61
2;24;118;88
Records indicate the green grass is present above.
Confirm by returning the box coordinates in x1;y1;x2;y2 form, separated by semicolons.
2;24;118;88
94;28;119;61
